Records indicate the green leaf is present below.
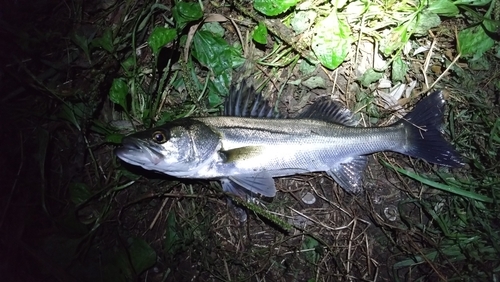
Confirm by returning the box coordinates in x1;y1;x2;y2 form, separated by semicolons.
127;237;157;274
392;55;408;83
298;60;317;75
302;236;320;263
458;23;495;57
207;82;225;107
207;76;230;107
382;161;494;203
311;12;352;70
302;76;326;89
69;182;92;205
192;31;233;76
71;32;90;55
412;10;441;36
200;22;225;37
379;24;411;56
192;30;238;99
359;68;384;87
148;27;177;55
105;133;124;144
253;22;268;44
427;0;459;16
172;2;203;30
109;78;129;109
254;0;299;16
230;43;245;68
92;28;114;53
164;213;182;255
291;10;317;34
113;237;156;280
121;56;136;71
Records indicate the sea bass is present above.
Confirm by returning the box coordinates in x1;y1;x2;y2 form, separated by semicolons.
115;80;463;198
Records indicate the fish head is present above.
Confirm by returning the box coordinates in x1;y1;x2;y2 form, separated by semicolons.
115;119;220;176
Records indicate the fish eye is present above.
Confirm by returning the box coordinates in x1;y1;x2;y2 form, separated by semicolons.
152;130;168;144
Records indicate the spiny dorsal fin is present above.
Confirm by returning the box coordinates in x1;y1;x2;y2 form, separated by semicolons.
224;78;278;118
297;97;358;126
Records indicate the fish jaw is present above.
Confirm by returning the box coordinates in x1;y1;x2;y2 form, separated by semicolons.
115;137;165;168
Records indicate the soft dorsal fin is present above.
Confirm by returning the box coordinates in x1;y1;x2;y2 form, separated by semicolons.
224;78;278;118
297;97;358;126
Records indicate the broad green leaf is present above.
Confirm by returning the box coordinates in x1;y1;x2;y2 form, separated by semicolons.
113;237;156;280
254;0;299;16
192;31;233;76
302;236;320;263
427;0;459;16
105;133;124;144
230;43;245;68
302;76;326;89
392;55;408;83
109;78;129;109
311;12;352;70
253;22;268;44
121;56;136;71
208;82;226;108
127;237;156;274
290;10;317;34
200;22;225;37
380;24;410;56
458;23;495;57
148;27;177;55
298;60;316;75
92;28;114;53
468;55;490;70
164;213;181;255
192;30;238;100
359;68;383;87
70;30;92;62
172;2;203;30
69;182;92;205
412;10;441;36
208;77;229;107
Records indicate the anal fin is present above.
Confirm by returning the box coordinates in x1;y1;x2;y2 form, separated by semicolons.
327;156;368;193
220;172;276;199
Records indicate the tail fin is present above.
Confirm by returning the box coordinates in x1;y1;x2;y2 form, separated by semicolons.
398;91;464;167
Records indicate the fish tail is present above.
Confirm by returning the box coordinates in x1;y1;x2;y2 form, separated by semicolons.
398;91;464;167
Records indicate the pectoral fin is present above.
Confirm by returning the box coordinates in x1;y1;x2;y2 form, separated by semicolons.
221;146;265;163
220;172;276;198
327;156;367;193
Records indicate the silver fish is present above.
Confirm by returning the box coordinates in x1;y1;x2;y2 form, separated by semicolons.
115;79;463;198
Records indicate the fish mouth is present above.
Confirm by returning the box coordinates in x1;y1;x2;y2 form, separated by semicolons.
115;137;164;166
